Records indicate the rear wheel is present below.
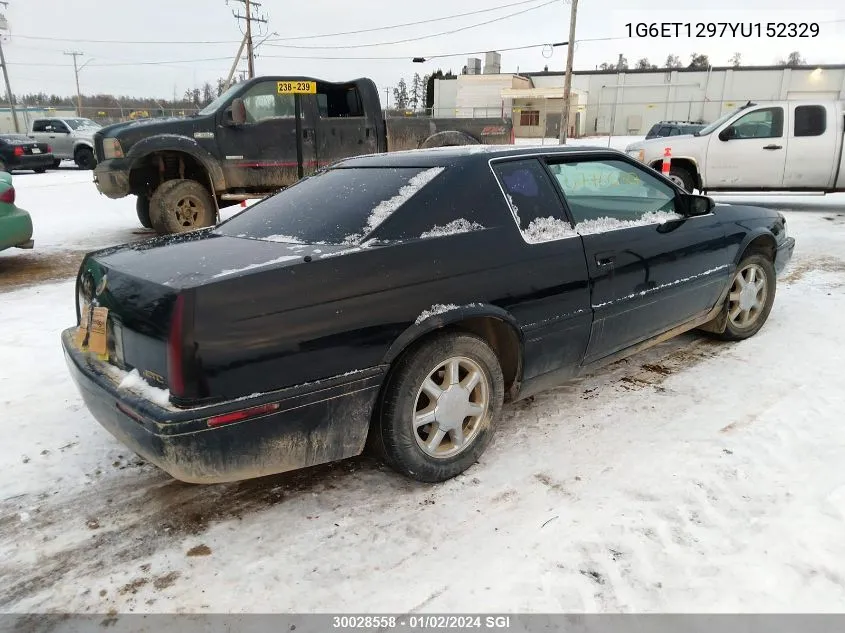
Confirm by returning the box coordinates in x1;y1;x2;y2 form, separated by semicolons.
149;179;216;235
0;161;7;173
136;195;152;229
374;332;504;483
34;167;47;174
51;159;62;169
710;253;776;341
74;147;95;170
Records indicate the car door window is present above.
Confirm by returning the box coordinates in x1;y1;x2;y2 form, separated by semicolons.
546;158;680;233
491;158;575;243
241;81;296;123
32;120;48;133
729;107;783;139
50;120;70;133
794;105;826;137
658;126;672;136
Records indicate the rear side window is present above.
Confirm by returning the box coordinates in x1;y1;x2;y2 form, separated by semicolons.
794;105;826;137
32;120;48;132
658;126;672;136
216;166;443;245
491;159;575;243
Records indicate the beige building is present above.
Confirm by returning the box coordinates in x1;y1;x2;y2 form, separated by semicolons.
432;62;845;138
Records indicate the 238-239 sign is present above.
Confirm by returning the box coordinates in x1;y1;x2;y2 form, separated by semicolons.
277;81;316;94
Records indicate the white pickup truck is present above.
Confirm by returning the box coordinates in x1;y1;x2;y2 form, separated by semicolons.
625;100;845;193
28;117;100;170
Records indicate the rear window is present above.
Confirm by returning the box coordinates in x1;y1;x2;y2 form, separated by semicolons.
216;166;444;245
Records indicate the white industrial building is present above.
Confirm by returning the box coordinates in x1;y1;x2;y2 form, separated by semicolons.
0;107;77;134
432;57;845;139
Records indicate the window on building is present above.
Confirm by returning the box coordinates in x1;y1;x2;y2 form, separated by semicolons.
519;110;540;127
728;107;784;139
794;105;826;137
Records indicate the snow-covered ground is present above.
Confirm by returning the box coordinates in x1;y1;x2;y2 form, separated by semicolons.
2;165;845;615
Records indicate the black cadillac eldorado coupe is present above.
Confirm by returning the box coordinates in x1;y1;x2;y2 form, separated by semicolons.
62;145;795;484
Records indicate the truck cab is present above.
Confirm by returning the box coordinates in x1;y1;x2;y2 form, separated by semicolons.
92;75;512;235
626;101;845;193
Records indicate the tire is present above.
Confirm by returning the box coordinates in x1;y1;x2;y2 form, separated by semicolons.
374;332;505;483
667;165;695;192
51;159;62;169
74;147;96;170
710;253;776;341
149;179;216;235
34;167;47;174
136;195;152;229
0;161;7;173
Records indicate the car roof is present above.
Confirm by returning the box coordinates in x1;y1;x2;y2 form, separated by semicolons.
333;144;627;169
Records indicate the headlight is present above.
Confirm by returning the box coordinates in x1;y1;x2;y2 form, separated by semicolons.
102;137;124;159
627;149;645;162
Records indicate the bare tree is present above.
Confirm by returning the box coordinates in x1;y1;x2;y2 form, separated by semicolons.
392;78;409;109
635;57;657;70
664;54;683;68
729;52;742;67
779;51;806;66
688;53;710;70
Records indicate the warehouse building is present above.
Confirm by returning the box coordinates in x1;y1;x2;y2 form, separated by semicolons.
432;58;845;138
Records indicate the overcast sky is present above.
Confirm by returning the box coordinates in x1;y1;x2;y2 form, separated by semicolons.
2;0;843;103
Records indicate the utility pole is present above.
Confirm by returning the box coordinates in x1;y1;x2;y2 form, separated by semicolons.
225;34;248;88
230;0;267;79
64;50;85;116
558;0;578;145
0;1;19;132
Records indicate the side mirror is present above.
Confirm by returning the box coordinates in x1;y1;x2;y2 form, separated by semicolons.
227;98;247;126
685;194;715;216
718;127;735;142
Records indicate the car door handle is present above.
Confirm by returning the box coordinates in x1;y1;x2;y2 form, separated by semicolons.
596;254;615;267
762;144;782;150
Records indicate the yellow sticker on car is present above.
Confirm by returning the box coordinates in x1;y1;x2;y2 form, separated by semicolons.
277;81;316;95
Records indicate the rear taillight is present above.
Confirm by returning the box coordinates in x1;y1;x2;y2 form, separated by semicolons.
13;146;23;156
47;145;52;153
0;187;15;204
167;295;185;397
208;403;280;428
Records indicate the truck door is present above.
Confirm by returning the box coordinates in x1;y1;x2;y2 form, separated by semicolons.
314;82;378;163
783;103;837;188
705;106;788;188
216;79;317;191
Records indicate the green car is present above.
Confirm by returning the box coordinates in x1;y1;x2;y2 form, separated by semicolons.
0;172;33;252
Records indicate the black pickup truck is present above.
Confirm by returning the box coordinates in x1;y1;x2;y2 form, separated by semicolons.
93;76;514;234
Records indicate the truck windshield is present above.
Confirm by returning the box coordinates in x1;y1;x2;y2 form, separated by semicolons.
695;107;745;136
198;83;242;115
216;166;444;245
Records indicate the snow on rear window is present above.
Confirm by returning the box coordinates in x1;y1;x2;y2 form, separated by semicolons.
344;167;444;243
523;216;577;243
420;218;484;239
216;167;443;246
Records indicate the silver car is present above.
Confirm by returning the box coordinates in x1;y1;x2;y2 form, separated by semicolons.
28;117;100;170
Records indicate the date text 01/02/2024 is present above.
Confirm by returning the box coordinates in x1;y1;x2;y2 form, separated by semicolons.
625;22;820;38
332;616;513;629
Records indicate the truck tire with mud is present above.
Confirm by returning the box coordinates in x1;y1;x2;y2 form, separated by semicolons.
149;179;217;235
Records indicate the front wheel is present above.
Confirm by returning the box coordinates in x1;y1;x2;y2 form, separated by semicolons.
711;254;776;341
375;332;504;483
149;179;216;235
74;147;96;170
667;165;695;192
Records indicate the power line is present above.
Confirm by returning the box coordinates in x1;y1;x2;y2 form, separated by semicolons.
4;0;554;45
262;0;559;50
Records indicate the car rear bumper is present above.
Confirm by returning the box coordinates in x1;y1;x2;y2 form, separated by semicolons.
62;328;386;483
775;236;795;275
0;205;33;250
7;154;55;171
93;161;130;198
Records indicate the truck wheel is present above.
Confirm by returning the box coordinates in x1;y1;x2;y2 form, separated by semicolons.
419;131;479;149
34;168;47;174
667;165;695;192
51;159;62;170
149;179;216;235
74;147;96;170
374;332;504;483
136;195;152;229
